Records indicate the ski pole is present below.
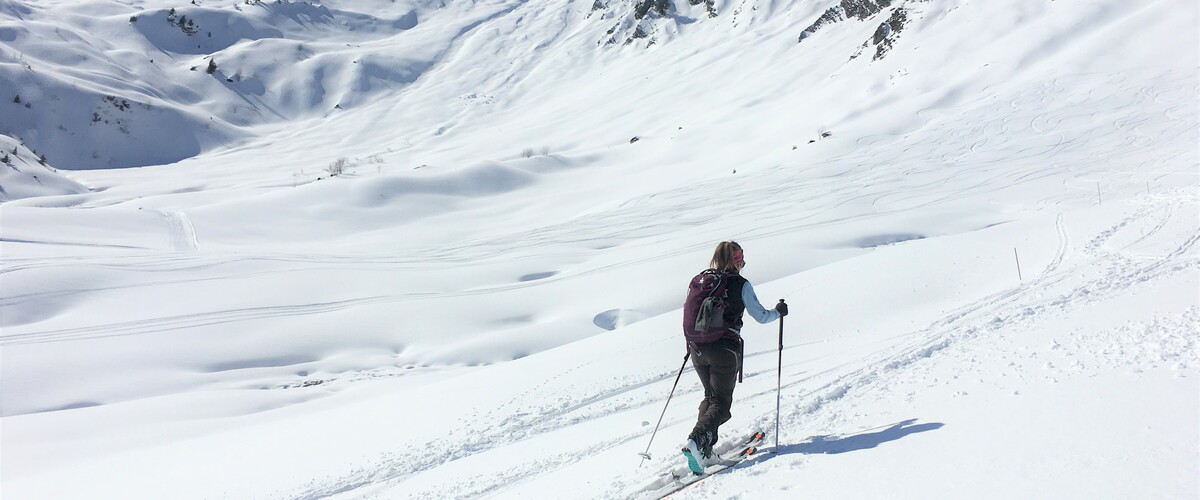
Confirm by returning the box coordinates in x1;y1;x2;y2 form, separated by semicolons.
775;299;785;452
638;351;690;468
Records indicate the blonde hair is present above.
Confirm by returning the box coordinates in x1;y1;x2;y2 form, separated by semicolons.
709;241;743;273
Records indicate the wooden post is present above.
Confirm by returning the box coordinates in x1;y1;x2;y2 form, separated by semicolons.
1014;248;1023;281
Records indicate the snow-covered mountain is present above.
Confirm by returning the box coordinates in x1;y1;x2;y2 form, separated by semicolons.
1;0;1197;498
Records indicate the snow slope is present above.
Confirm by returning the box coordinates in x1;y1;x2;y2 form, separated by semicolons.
0;135;87;201
1;0;1197;498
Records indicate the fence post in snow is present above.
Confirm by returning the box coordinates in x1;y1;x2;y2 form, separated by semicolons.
1097;182;1103;206
1014;248;1023;281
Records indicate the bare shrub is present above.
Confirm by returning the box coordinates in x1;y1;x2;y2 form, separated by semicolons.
326;157;349;176
520;147;550;159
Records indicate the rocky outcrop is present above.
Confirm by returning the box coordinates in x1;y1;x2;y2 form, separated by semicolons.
594;0;718;47
633;0;670;19
798;0;914;61
597;0;909;49
798;6;845;42
689;0;717;18
842;0;893;21
799;0;895;43
871;7;908;60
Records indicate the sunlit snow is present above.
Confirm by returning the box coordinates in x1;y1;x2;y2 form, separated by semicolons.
1;0;1197;498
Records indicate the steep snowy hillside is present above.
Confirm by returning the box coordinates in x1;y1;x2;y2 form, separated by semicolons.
0;135;86;201
1;0;1197;498
0;0;517;168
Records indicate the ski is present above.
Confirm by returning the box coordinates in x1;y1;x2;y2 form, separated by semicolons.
638;430;765;499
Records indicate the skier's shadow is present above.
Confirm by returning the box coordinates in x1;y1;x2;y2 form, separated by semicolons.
766;418;944;457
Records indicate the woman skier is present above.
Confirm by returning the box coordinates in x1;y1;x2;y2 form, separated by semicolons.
682;241;787;473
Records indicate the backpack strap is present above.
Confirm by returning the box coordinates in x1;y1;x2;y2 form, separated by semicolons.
736;336;744;383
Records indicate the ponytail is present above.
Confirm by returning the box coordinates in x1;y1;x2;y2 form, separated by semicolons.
709;241;743;273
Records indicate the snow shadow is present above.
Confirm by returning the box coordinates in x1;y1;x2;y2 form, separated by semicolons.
854;233;925;248
519;271;557;282
775;418;943;456
592;308;650;331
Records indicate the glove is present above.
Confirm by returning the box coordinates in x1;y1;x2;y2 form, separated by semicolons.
775;301;789;317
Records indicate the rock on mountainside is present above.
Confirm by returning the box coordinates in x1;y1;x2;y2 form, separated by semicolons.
800;0;895;36
592;0;717;47
866;7;909;60
799;0;915;61
593;0;916;55
559;0;919;56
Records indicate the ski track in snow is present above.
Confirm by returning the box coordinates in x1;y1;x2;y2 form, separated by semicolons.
286;190;1198;499
7;80;1189;487
2;0;1197;497
2;69;1191;350
162;209;200;252
622;191;1200;498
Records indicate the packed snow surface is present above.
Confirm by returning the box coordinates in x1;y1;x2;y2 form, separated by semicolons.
1;0;1197;498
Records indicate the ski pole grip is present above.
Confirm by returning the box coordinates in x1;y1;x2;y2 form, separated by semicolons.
777;299;785;344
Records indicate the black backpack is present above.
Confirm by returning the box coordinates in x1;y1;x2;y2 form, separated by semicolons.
682;269;731;343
